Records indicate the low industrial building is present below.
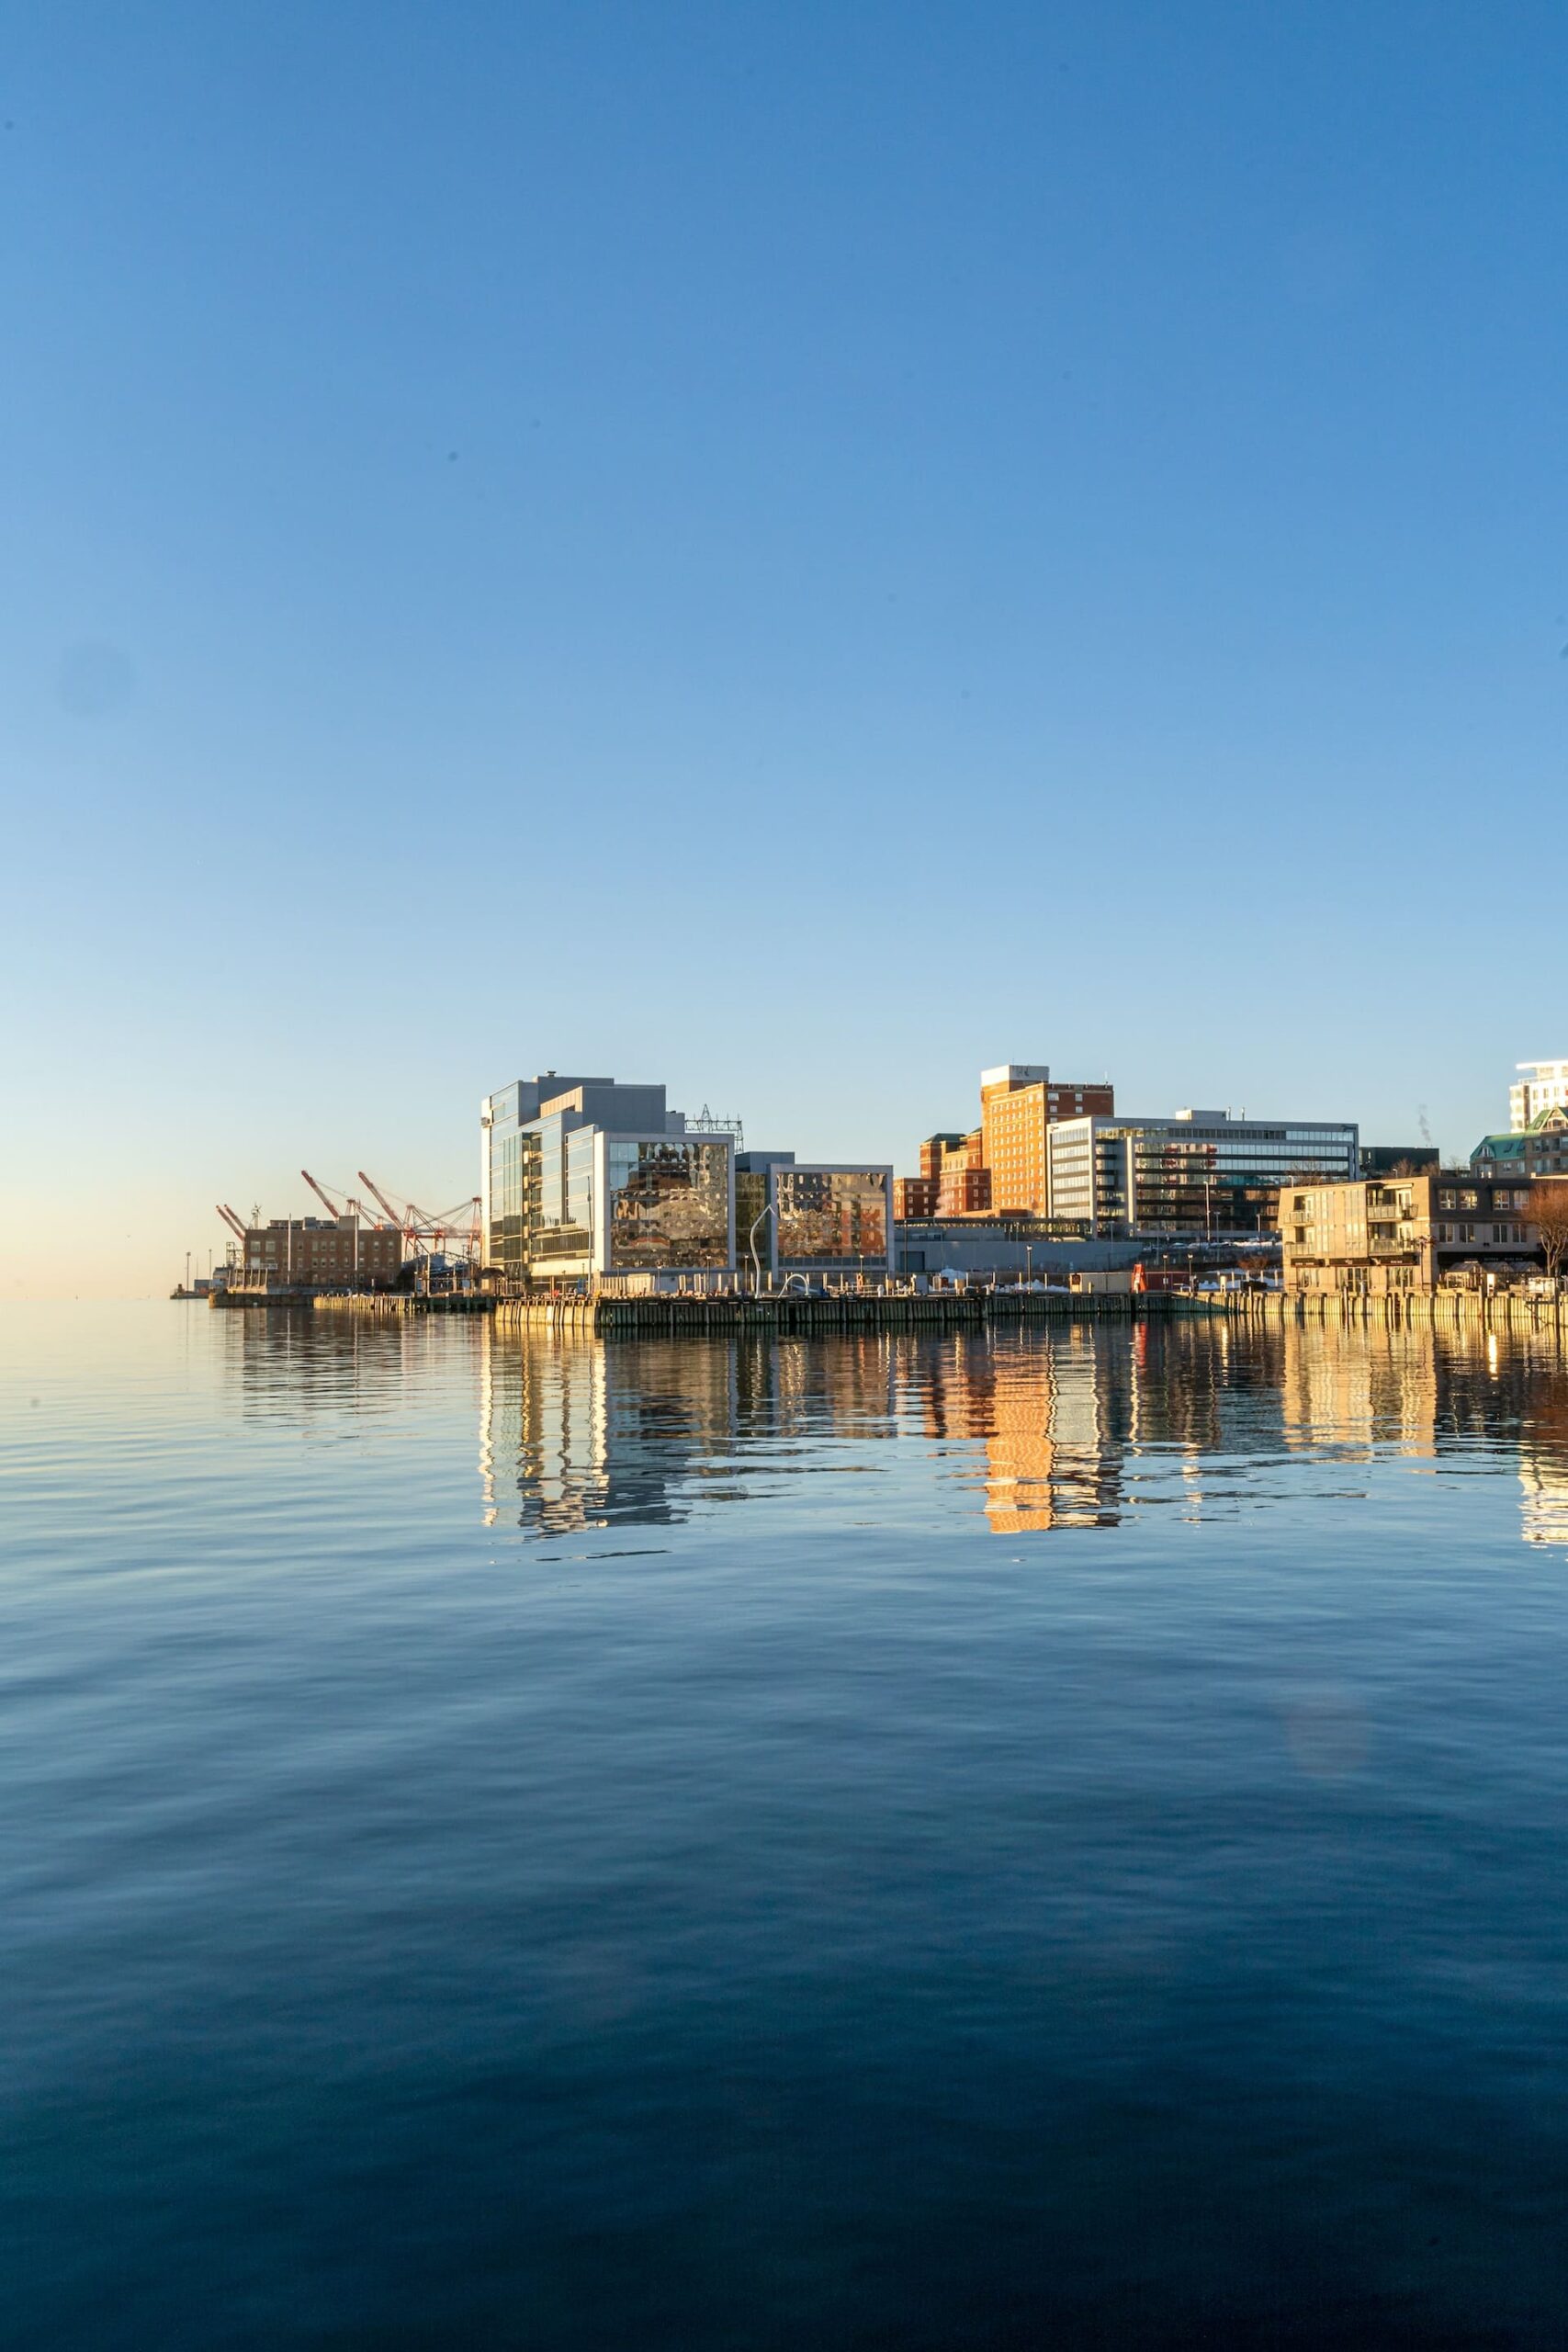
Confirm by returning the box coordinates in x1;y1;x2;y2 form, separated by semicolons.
1280;1174;1540;1295
895;1221;1145;1279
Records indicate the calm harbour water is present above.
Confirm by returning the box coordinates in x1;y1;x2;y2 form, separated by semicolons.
4;1300;1568;2348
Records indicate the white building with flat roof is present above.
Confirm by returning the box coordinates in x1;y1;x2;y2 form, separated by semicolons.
1510;1060;1568;1133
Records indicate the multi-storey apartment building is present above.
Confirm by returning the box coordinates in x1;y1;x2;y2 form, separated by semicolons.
979;1065;1116;1216
1280;1174;1539;1295
1511;1059;1568;1130
1046;1109;1359;1238
481;1074;735;1283
938;1130;991;1216
894;1175;940;1221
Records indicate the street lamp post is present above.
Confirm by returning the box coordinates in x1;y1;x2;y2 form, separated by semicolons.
748;1200;777;1292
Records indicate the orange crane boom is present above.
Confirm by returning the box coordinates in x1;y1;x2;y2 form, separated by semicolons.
301;1170;344;1221
356;1171;408;1233
217;1204;247;1241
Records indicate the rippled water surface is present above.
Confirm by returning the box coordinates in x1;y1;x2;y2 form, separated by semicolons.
5;1301;1568;2347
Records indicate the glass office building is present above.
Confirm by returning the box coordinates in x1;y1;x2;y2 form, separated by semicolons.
1046;1111;1359;1238
481;1076;735;1283
776;1167;890;1270
606;1139;733;1271
735;1156;895;1276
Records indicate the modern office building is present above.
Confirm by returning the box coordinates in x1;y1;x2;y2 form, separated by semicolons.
1280;1174;1539;1295
1045;1109;1359;1238
1511;1059;1568;1131
1472;1104;1568;1181
735;1153;894;1278
481;1074;735;1283
980;1065;1116;1216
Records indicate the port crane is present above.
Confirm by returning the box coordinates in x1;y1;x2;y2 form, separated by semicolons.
300;1170;350;1221
357;1173;481;1264
216;1204;248;1241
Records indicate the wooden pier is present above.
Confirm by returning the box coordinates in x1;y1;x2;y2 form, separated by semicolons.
310;1292;491;1317
492;1288;1285;1338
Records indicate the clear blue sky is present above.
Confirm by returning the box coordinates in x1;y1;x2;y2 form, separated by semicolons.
4;1;1564;1290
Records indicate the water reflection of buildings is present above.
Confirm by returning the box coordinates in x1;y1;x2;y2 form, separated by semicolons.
479;1323;903;1537
212;1303;1550;1554
221;1297;471;1427
217;1307;1568;1555
475;1316;1568;1548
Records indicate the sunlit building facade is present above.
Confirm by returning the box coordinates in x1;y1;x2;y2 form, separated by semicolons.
1510;1058;1568;1132
1047;1109;1359;1238
481;1074;734;1283
735;1153;894;1277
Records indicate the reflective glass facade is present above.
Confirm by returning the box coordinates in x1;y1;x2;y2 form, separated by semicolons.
485;1091;526;1279
607;1141;732;1271
735;1169;769;1262
775;1168;890;1269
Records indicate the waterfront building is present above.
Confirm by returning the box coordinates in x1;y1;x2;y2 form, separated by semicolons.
894;1222;1144;1277
241;1215;402;1290
1510;1058;1568;1131
1046;1109;1359;1238
1280;1173;1539;1295
1472;1105;1568;1181
735;1153;894;1278
481;1074;734;1283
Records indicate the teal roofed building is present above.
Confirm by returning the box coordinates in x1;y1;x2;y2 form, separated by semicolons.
1472;1105;1568;1178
